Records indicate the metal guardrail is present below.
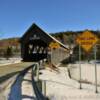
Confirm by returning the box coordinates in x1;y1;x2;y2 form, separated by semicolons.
8;64;47;100
8;64;35;100
31;63;46;100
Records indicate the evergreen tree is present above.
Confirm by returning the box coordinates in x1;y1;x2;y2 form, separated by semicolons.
5;46;13;60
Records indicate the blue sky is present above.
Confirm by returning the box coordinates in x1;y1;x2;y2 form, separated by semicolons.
0;0;100;39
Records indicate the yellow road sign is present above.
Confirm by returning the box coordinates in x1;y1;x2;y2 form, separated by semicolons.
49;42;60;49
76;31;99;52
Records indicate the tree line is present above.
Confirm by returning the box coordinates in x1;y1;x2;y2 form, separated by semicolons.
0;30;100;60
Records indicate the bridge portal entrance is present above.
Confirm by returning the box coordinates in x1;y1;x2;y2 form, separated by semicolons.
20;23;69;62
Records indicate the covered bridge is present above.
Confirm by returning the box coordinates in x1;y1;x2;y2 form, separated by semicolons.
20;23;69;62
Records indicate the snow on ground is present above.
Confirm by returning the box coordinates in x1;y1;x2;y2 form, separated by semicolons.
22;70;36;100
8;69;36;100
1;63;100;100
68;63;100;85
0;58;21;66
39;67;100;100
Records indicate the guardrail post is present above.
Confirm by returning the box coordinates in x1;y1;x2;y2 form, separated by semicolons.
36;63;39;81
42;80;46;96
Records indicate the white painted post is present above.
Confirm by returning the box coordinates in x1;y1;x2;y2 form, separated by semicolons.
79;45;82;89
94;44;98;93
36;63;39;81
42;80;46;96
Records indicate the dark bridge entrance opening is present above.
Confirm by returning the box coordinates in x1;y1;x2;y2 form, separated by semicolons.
24;39;48;61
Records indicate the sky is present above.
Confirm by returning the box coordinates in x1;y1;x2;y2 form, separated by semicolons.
0;0;100;39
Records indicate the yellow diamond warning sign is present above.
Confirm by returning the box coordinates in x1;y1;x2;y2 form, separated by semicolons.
49;42;60;49
76;31;99;52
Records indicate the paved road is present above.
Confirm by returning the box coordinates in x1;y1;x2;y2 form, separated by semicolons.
8;69;36;100
8;64;46;100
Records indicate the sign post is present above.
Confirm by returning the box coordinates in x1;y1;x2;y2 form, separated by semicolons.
76;31;99;91
94;44;98;93
79;45;82;89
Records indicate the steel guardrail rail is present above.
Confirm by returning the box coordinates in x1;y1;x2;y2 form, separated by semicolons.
31;64;46;100
8;64;35;100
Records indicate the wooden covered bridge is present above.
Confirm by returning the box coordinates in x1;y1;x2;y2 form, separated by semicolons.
20;23;69;62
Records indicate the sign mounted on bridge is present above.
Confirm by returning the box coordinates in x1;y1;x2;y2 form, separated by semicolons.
76;31;99;52
49;42;60;49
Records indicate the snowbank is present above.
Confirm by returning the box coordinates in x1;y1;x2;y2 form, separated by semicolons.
68;63;100;85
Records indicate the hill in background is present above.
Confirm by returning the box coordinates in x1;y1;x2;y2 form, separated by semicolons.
0;30;100;58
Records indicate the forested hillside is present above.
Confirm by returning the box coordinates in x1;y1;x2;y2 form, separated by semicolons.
0;38;20;57
0;30;100;58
